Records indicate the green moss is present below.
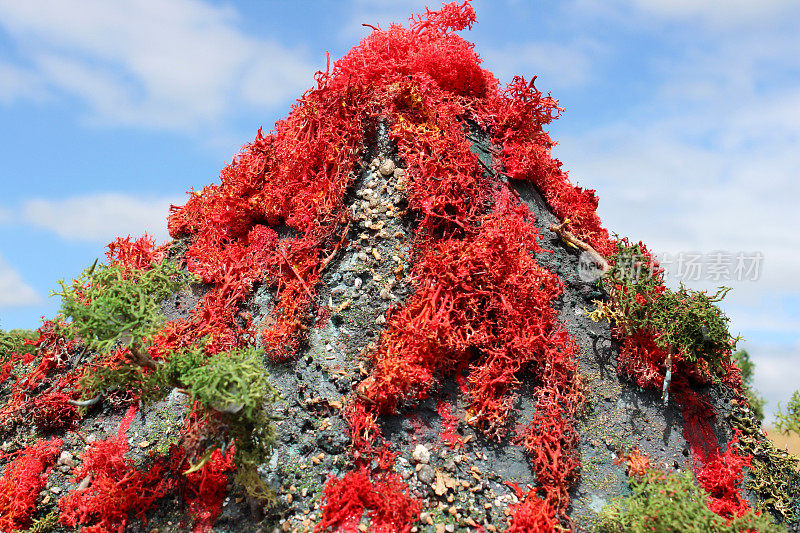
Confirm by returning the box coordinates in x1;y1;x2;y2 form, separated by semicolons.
0;328;38;364
18;510;59;533
599;468;784;533
53;259;195;355
604;241;737;377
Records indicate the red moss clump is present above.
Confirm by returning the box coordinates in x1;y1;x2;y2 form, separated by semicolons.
489;76;615;257
169;446;236;533
617;329;669;390
697;435;756;520
315;468;420;533
507;492;560;533
359;203;576;433
59;407;173;532
0;321;81;432
106;234;167;270
0;437;62;531
30;391;79;432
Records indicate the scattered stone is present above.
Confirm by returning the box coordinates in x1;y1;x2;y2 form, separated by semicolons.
412;444;430;464
417;464;435;485
379;159;396;176
57;450;75;468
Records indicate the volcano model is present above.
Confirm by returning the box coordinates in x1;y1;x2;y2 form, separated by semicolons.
1;2;798;532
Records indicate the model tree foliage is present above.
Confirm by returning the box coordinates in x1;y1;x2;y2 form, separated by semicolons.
603;241;737;376
53;259;190;366
776;390;800;437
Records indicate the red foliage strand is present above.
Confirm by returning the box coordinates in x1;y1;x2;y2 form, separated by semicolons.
58;407;173;532
172;446;236;532
437;400;462;450
315;468;421;533
106;234;166;271
697;435;756;520
0;437;62;531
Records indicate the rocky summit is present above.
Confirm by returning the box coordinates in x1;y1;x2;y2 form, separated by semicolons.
1;2;798;532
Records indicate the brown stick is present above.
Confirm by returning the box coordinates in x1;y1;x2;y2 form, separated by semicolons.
549;220;611;274
129;342;158;371
319;221;351;272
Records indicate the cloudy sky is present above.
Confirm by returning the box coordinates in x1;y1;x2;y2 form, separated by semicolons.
0;0;797;423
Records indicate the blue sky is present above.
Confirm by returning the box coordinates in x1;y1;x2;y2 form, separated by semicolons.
0;0;797;423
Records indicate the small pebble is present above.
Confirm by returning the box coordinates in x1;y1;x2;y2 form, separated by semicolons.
379;159;396;176
417;464;435;485
412;444;430;464
57;451;75;468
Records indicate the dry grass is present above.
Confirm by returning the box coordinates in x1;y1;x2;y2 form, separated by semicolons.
764;427;800;470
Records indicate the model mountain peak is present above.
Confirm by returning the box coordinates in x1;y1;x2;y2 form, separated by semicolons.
1;2;798;532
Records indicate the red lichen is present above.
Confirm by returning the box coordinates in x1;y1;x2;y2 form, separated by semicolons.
0;437;62;531
315;468;420;533
0;321;81;432
437;400;462;450
697;435;755;520
174;446;236;532
106;234;166;271
58;407;173;532
30;391;79;432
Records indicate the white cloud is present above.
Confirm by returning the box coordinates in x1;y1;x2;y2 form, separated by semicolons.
746;342;800;425
0;254;42;307
0;0;317;131
21;193;180;244
621;0;798;28
479;39;602;88
0;60;44;104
